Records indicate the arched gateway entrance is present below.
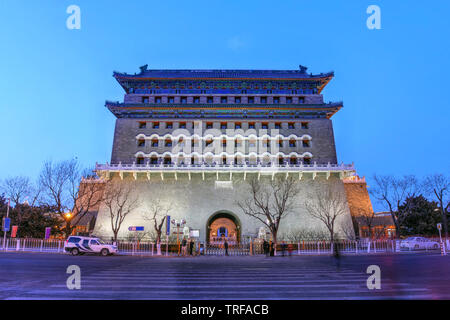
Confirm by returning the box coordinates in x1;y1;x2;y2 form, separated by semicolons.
206;211;241;245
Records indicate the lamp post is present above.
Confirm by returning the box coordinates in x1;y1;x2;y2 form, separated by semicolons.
171;219;186;256
64;212;73;237
2;198;10;250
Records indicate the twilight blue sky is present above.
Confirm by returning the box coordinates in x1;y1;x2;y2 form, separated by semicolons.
0;1;449;191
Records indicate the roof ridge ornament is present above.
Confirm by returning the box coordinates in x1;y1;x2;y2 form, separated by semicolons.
139;64;148;74
299;65;308;73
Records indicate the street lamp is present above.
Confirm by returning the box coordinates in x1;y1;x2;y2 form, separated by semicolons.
171;219;186;255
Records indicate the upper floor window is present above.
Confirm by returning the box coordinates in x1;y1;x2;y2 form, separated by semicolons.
207;97;214;103
248;122;255;129
166;122;173;129
151;139;158;147
193;97;200;104
289;140;296;148
137;139;145;147
235;122;242;129
302;140;310;148
168;97;174;103
301;122;309;129
152;122;159;129
273;97;280;104
288;122;295;129
179;122;187;129
221;97;227;103
165;139;172;147
206;122;213;129
274;122;281;129
138;121;146;129
142;97;149;103
303;157;311;165
235;97;241;103
181;97;187;104
155;97;162;103
260;97;267;104
299;97;305;104
286;97;292;104
262;122;268;129
205;139;213;147
248;97;254;104
136;157;145;165
220;122;227;129
150;157;158;164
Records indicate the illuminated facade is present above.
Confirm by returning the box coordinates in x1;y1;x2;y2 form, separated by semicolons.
93;65;356;242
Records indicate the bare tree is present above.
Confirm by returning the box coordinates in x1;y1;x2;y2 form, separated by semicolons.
424;174;449;242
1;176;41;206
142;199;170;255
283;228;330;242
305;180;349;247
39;159;103;237
1;176;41;224
70;174;105;235
103;181;140;242
237;176;300;253
370;174;420;238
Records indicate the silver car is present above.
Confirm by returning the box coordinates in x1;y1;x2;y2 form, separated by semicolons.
400;237;440;251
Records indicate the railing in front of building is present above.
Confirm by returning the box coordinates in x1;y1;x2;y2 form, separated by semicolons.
96;161;355;172
2;238;445;256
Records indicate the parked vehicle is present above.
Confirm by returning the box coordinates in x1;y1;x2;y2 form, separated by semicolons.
400;237;440;251
64;236;118;256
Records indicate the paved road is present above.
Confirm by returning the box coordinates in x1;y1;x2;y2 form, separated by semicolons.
0;252;448;299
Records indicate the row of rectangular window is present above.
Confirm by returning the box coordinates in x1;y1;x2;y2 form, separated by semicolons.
138;121;309;130
138;140;311;148
136;157;312;165
142;96;305;104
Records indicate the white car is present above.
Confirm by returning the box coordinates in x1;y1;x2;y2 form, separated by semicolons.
64;236;118;256
400;237;440;251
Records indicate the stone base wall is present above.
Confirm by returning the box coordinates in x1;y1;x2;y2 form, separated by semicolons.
92;174;354;242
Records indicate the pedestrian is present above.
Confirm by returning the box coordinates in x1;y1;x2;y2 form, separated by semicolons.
333;240;341;270
263;240;269;257
189;239;194;256
224;239;229;256
181;238;187;256
281;241;286;256
287;243;293;257
269;241;274;256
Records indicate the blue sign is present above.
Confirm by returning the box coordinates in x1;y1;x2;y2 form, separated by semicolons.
2;218;11;232
166;215;170;235
128;226;144;231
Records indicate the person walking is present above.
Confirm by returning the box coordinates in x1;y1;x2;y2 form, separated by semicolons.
287;243;293;257
181;238;187;256
189;239;194;256
269;241;274;256
281;241;286;257
263;240;269;257
333;240;341;271
224;239;229;256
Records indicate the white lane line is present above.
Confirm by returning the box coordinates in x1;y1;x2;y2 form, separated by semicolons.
46;284;430;289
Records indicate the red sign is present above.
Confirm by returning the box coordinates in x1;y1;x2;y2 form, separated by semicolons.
11;226;18;238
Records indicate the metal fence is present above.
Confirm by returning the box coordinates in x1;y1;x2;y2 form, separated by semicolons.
0;238;445;256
